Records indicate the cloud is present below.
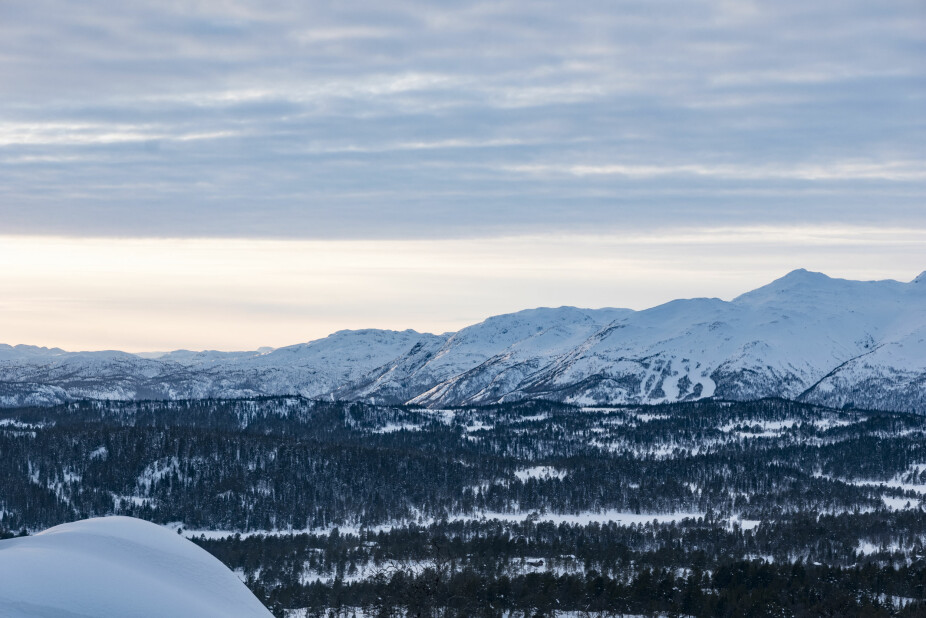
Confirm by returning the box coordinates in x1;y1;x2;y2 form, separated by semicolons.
0;0;922;238
505;161;926;182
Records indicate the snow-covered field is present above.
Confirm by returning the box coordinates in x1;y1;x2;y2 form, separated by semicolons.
514;465;567;481
176;508;707;542
286;607;666;618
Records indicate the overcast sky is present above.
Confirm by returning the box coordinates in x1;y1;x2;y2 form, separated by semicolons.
1;1;924;350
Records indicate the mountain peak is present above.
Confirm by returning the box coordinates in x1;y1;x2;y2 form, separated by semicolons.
777;268;830;283
913;271;926;285
759;269;835;291
732;269;832;304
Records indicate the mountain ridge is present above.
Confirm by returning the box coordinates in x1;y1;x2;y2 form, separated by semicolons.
2;270;924;412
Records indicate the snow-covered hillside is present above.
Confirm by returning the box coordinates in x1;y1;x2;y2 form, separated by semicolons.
1;270;924;412
0;516;271;617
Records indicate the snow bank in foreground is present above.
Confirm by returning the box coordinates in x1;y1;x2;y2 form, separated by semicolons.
0;516;271;618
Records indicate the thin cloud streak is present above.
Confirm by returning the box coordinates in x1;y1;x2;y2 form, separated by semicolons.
506;161;926;182
0;122;242;146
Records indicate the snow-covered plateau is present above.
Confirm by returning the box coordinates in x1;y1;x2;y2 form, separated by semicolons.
0;516;272;617
2;269;925;412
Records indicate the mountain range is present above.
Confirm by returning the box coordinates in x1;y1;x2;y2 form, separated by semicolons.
2;269;925;412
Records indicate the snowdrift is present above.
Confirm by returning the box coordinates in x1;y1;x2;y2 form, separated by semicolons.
0;516;271;617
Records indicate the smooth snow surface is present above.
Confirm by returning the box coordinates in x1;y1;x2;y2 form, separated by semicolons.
0;516;272;618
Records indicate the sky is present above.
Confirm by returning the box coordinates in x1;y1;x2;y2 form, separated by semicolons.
1;0;924;351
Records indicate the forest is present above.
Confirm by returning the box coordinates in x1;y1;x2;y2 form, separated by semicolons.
1;397;925;616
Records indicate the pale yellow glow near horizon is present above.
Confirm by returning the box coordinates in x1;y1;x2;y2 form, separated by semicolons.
1;227;924;352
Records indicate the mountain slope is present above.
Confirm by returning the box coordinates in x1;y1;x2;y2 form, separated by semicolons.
504;270;926;408
1;270;924;412
0;516;271;617
352;306;631;405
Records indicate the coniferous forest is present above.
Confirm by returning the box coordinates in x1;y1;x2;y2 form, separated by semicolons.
2;397;926;616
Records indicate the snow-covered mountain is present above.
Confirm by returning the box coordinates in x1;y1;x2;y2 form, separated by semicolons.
0;516;271;617
1;270;925;412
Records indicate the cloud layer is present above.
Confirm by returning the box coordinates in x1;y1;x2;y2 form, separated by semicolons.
1;0;924;238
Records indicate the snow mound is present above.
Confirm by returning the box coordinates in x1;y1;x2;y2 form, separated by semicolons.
0;516;271;617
